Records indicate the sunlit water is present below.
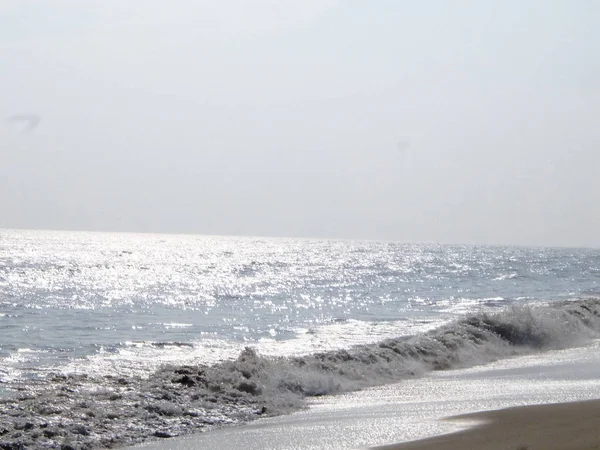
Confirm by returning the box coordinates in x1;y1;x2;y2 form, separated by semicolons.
1;229;599;385
1;229;600;448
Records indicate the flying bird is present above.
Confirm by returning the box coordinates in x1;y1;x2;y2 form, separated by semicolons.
5;114;41;132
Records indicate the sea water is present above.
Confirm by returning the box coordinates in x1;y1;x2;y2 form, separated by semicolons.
0;229;599;448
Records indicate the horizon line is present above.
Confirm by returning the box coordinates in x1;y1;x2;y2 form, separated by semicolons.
0;226;597;250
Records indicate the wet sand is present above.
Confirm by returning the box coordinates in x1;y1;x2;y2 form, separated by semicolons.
378;399;600;450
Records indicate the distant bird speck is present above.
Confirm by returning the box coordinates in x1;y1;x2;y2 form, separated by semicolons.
5;114;41;132
397;139;410;153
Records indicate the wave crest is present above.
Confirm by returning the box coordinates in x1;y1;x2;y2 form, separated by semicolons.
155;298;600;412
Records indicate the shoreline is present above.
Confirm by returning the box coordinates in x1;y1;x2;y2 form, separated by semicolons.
129;341;600;450
377;399;600;450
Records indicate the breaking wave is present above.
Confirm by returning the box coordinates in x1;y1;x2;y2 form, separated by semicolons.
2;298;600;449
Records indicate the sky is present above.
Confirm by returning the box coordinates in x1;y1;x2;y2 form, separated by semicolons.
1;0;599;247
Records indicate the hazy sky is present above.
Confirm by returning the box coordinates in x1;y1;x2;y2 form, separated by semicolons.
1;1;599;247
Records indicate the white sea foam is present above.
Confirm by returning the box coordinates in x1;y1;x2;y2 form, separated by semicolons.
162;322;193;329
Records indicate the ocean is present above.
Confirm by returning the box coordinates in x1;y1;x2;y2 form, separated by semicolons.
1;229;599;449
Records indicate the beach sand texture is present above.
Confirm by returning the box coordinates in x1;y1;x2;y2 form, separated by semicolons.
380;399;600;450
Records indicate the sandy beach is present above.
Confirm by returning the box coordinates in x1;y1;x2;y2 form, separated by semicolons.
379;399;600;450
